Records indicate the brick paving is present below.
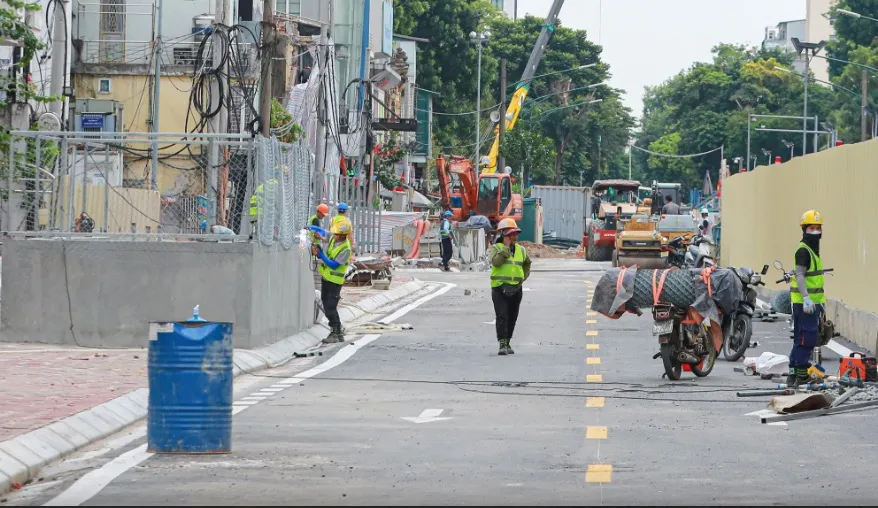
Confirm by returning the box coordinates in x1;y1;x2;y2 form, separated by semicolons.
0;344;146;441
0;276;415;443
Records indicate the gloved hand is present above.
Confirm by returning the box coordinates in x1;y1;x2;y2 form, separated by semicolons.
803;296;816;315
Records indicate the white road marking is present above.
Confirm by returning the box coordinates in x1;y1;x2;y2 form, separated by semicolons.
43;445;152;506
377;282;455;324
484;319;496;325
242;396;269;401
258;387;285;392
401;408;453;424
43;282;453;506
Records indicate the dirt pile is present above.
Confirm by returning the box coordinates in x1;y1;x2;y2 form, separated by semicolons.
518;241;580;259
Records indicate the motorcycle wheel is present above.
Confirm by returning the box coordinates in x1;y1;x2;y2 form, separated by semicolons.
691;341;718;377
722;315;752;362
660;342;682;380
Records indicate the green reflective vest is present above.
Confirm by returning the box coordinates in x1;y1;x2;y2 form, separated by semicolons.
309;214;323;243
331;214;347;227
490;243;527;288
791;242;826;305
249;179;278;218
319;237;352;285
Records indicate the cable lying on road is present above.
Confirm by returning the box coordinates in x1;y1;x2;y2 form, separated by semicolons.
240;372;765;403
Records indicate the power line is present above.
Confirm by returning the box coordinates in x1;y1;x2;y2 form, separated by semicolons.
631;144;723;159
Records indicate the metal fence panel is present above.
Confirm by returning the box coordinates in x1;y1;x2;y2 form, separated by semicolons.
530;185;590;242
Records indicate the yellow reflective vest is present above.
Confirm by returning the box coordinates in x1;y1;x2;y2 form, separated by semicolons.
791;242;826;305
319;237;352;285
490;243;527;288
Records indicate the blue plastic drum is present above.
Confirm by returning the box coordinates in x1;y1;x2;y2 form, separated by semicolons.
147;315;233;454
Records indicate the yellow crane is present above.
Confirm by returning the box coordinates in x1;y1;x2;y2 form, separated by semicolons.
480;0;566;175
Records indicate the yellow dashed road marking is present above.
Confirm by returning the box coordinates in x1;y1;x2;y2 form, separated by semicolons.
587;357;601;365
587;344;600;350
587;311;598;316
584;280;593;284
586;330;599;336
586;426;608;439
586;374;603;383
585;464;613;483
586;319;598;324
586;397;605;408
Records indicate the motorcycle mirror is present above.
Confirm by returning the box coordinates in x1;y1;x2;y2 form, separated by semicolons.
761;264;769;275
773;260;784;270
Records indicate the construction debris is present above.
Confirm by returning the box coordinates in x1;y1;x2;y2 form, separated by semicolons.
518;241;579;259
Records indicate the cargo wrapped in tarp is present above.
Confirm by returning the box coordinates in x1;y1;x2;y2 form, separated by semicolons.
590;266;743;327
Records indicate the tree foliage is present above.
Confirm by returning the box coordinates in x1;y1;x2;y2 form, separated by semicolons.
635;44;837;196
393;1;634;188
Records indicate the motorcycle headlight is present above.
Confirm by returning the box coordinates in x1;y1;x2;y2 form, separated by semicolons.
750;274;761;285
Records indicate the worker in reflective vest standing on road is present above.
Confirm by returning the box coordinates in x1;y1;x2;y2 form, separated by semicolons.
439;210;456;272
249;178;278;239
314;219;353;344
489;218;532;356
787;209;826;387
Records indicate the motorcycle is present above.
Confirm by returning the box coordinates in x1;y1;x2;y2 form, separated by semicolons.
772;260;838;351
720;264;769;362
665;234;716;269
652;302;718;380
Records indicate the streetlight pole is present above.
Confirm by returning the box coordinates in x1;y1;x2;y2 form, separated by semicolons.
837;7;878;23
791;38;826;157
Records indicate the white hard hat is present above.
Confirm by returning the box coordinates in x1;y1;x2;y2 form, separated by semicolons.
701;208;709;214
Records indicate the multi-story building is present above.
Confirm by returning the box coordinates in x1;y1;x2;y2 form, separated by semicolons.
762;19;808;74
806;0;836;83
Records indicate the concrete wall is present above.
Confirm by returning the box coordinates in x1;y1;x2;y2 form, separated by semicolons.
0;238;314;349
721;138;878;351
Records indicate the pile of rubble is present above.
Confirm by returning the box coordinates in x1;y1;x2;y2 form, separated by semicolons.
518;241;579;259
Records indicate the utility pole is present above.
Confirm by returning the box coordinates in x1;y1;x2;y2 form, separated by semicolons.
151;0;164;190
514;0;518;20
208;0;232;225
49;0;68;119
862;69;869;142
498;58;507;176
260;0;274;137
802;55;809;156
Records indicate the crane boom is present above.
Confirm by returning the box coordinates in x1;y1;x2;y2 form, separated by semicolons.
481;0;566;174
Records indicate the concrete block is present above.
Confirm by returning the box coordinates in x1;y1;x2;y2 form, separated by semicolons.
0;449;27;487
0;440;46;477
76;408;119;437
112;396;147;420
0;470;10;495
126;388;149;410
101;397;141;423
89;406;130;430
28;428;75;457
62;414;104;442
45;421;90;449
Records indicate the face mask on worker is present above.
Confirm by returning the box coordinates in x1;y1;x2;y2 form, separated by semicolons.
802;227;821;252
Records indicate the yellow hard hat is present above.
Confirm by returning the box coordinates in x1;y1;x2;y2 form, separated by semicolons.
331;219;352;235
800;210;823;226
497;218;519;231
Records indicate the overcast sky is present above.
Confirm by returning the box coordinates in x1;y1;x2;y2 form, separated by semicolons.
509;0;806;121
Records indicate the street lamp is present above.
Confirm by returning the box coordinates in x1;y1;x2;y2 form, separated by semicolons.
837;8;878;23
791;38;827;156
470;29;490;162
732;156;743;173
761;147;772;164
782;139;795;159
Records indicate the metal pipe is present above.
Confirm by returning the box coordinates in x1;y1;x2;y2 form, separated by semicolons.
34;140;41;231
755;128;830;134
67;146;77;231
151;0;164;190
803;54;809;156
746;115;751;171
104;144;110;232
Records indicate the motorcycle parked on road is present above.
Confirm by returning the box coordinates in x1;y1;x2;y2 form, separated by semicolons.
665;234;715;269
651;301;718;380
720;264;769;362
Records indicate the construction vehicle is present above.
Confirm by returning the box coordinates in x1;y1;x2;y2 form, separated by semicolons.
480;0;566;174
436;155;523;225
645;181;690;216
584;179;641;261
656;213;699;245
612;214;668;269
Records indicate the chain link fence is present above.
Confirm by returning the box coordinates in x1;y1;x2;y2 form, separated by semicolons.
1;131;311;252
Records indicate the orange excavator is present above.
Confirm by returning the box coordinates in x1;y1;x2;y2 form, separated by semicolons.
436;155;523;225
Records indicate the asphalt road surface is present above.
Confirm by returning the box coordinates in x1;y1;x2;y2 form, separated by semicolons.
9;259;878;506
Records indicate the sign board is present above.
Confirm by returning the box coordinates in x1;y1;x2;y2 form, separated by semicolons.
81;114;105;129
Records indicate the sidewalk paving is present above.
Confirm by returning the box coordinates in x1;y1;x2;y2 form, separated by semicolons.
0;276;431;494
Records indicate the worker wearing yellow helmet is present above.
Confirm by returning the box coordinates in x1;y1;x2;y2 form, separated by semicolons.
312;218;353;344
488;218;532;356
787;209;826;387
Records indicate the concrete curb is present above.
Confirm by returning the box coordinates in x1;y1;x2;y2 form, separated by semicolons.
0;278;434;496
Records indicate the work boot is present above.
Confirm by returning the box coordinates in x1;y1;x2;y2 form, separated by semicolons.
796;368;814;388
785;371;798;387
498;340;509;356
322;326;344;344
506;338;515;355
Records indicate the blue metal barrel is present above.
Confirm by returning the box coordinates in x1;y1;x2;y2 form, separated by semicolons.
147;316;233;454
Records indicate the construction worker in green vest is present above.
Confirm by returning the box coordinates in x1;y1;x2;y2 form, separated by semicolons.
787;209;826;387
489;218;532;356
248;178;279;237
309;203;330;244
330;202;354;248
313;218;353;344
